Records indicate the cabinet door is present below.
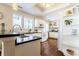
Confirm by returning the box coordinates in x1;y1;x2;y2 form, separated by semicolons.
15;40;41;56
49;32;58;39
1;37;15;56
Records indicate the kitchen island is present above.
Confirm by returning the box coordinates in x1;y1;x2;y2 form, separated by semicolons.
0;32;42;56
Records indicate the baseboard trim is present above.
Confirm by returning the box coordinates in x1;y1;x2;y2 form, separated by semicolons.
48;37;57;40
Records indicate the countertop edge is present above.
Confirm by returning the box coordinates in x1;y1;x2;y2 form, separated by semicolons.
15;37;41;45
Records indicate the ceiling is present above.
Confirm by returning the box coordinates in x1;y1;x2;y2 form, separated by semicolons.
5;3;75;16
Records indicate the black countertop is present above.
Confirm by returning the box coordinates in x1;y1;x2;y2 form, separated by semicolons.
0;31;42;45
0;32;42;38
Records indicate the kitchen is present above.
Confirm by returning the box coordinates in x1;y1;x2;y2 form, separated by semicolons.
0;3;49;56
0;3;79;56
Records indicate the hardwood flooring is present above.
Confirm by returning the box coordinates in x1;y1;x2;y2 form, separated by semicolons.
41;38;64;56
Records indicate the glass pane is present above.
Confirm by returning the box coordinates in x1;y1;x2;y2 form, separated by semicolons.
35;19;39;27
24;17;29;29
13;14;22;27
28;19;34;29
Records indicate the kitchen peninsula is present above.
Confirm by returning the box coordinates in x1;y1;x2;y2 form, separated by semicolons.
0;31;42;56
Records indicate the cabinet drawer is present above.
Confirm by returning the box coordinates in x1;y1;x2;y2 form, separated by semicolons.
49;32;58;38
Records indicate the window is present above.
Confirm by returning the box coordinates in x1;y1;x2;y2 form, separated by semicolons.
13;14;22;28
28;19;34;29
24;17;29;29
13;14;35;30
24;17;34;29
35;19;39;27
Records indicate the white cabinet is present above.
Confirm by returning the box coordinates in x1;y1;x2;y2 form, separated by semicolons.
49;32;58;39
41;32;48;42
32;33;42;37
59;5;79;56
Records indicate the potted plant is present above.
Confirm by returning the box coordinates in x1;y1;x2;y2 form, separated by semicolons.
65;19;72;25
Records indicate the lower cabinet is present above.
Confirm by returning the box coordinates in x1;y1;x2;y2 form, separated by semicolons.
0;37;41;56
0;37;15;56
49;32;58;39
15;40;40;56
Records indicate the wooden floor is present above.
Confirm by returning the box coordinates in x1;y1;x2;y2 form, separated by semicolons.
41;38;64;56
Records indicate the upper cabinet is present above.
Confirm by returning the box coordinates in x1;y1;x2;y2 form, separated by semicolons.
63;5;79;26
35;18;45;28
62;5;79;35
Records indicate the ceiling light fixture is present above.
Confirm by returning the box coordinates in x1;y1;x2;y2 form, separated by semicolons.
40;3;55;8
12;3;18;11
42;3;52;8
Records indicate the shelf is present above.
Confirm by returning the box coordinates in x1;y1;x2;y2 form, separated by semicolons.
64;15;79;18
63;25;79;28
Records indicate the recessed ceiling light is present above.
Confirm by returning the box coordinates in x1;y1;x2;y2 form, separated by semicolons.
40;3;55;8
12;3;18;11
35;3;55;12
42;3;53;8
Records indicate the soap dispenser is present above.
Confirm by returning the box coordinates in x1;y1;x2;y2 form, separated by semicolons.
1;23;5;34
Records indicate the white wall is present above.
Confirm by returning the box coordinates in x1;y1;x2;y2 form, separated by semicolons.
45;12;60;35
44;4;77;51
0;4;13;32
0;4;44;32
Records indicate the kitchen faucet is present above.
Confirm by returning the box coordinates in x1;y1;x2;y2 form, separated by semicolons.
13;24;22;32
